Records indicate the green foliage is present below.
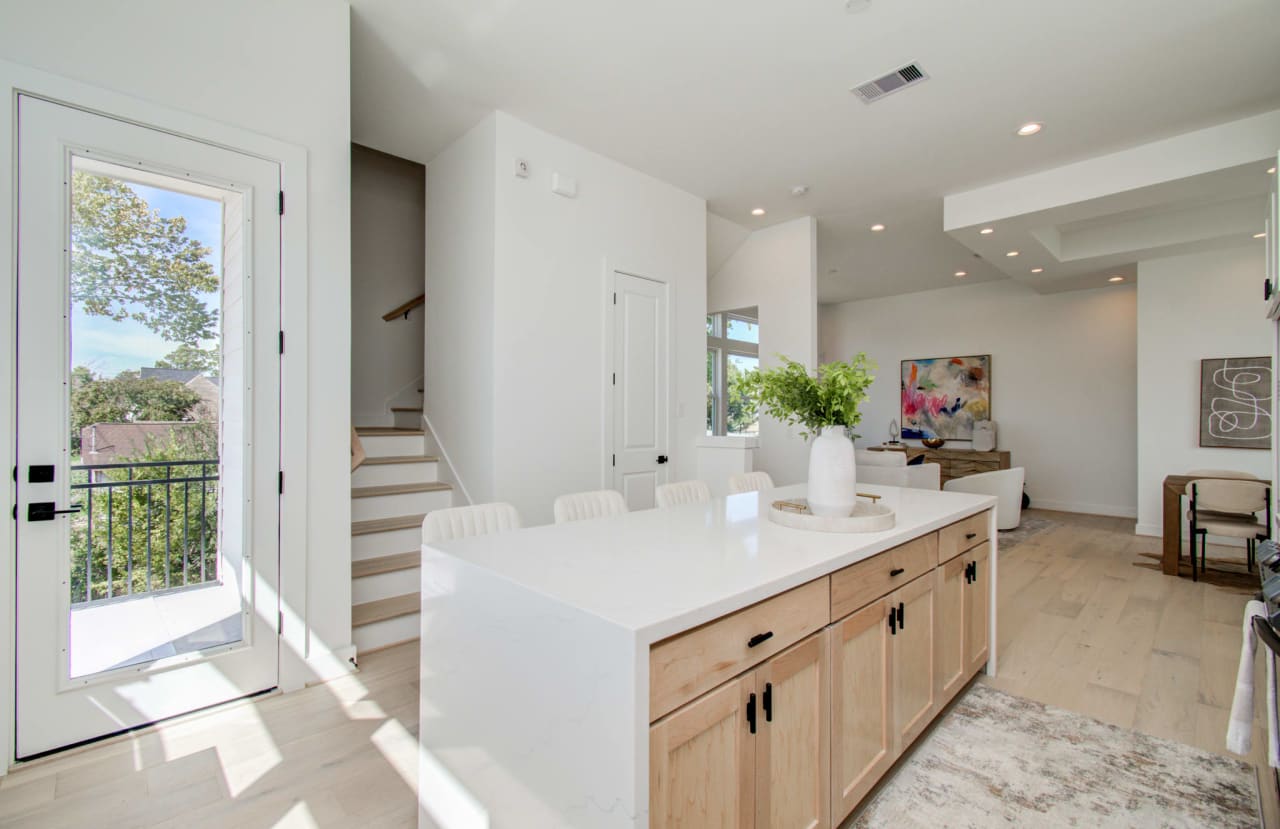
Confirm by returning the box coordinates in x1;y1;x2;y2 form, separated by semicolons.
743;354;876;439
71;171;218;344
69;424;219;603
156;343;220;373
725;360;759;435
70;369;203;450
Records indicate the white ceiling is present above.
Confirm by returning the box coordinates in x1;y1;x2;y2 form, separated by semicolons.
350;0;1280;303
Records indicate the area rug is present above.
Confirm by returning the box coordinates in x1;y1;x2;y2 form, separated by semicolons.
996;514;1057;551
848;684;1257;829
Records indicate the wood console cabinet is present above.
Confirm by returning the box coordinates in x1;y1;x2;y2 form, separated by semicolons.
649;509;993;829
872;445;1011;485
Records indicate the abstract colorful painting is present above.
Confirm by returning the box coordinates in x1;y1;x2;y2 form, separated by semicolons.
1199;357;1271;449
901;355;991;440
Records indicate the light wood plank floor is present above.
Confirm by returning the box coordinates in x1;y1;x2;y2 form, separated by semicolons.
0;509;1269;827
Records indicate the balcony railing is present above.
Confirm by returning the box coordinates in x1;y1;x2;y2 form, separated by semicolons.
70;459;219;605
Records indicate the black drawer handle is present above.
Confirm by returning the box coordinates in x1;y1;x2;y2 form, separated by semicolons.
889;567;905;577
965;532;977;540
747;631;774;648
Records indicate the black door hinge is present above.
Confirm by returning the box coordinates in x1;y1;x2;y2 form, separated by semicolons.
611;454;616;467
278;470;284;494
612;292;617;305
278;331;285;354
612;372;616;385
278;191;285;216
278;610;284;635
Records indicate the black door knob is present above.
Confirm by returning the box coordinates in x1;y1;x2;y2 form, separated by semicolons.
656;455;669;464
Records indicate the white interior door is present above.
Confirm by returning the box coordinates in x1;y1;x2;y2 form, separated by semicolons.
612;271;669;510
15;95;281;758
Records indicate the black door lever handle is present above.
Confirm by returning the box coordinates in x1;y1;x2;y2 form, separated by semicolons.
656;455;669;464
28;502;82;522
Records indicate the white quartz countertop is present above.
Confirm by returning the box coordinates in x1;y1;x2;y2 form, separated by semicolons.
422;483;996;644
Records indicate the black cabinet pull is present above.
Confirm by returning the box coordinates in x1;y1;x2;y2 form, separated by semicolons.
746;692;757;734
965;532;977;540
971;561;978;582
897;602;905;630
888;608;896;635
763;682;772;722
889;567;905;577
747;631;774;648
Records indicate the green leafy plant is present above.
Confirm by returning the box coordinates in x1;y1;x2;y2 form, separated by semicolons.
744;354;876;439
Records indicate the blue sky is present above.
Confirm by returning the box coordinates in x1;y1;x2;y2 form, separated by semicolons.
71;178;222;377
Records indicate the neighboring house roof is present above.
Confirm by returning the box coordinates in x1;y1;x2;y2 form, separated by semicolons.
79;422;208;467
140;367;220;386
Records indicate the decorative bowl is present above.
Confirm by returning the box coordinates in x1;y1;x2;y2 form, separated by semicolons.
921;437;946;449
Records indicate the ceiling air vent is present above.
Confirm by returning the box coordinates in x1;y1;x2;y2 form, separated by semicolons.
852;62;929;104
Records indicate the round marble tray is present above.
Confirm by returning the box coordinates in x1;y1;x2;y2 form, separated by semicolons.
768;498;896;533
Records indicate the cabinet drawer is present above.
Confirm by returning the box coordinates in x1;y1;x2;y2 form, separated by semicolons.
830;534;938;622
649;577;829;722
938;510;990;563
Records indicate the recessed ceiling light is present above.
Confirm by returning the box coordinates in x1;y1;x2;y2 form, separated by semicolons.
1108;275;1124;283
1030;267;1044;274
751;207;766;216
954;271;967;277
1255;232;1267;239
979;227;994;235
870;223;886;232
1269;167;1277;175
1016;122;1043;137
1005;250;1020;257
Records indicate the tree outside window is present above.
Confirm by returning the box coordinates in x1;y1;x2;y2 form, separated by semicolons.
706;310;760;436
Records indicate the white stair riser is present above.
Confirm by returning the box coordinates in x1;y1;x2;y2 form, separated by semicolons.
352;460;438;488
354;612;420;654
353;527;422;560
352;489;452;522
359;433;425;458
392;410;422;430
353;566;421;605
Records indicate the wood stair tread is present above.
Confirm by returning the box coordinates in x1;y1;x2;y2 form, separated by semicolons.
352;482;451;499
354;426;424;436
390;406;423;413
352;514;426;536
361;454;439;466
353;593;419;627
352;551;420;579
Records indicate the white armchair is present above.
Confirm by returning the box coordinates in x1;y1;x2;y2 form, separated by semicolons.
855;450;941;491
943;467;1026;530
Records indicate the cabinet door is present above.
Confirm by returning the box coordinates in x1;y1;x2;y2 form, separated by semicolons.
755;631;829;829
964;542;991;677
829;598;894;821
934;555;966;703
650;674;756;829
891;573;937;753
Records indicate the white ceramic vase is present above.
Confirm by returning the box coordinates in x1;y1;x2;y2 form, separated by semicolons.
807;425;857;517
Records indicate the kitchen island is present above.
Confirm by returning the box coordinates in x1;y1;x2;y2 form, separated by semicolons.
417;483;998;829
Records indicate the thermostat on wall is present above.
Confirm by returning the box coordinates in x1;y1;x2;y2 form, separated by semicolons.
551;172;578;198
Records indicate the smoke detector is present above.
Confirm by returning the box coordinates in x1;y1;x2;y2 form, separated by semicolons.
851;62;929;104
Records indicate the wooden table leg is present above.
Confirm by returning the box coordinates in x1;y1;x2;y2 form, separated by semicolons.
1162;479;1181;576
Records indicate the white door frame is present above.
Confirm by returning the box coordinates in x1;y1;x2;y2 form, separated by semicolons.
0;59;313;770
600;261;674;492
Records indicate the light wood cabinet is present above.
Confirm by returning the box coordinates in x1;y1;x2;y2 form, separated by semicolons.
965;543;991;677
890;573;937;752
829;598;894;819
651;632;830;829
755;632;829;829
650;674;756;829
934;554;967;701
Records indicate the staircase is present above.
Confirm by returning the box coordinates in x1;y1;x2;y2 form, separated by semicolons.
351;420;452;654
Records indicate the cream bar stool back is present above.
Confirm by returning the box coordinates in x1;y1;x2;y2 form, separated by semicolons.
655;480;712;510
728;471;775;494
553;489;629;524
423;502;522;544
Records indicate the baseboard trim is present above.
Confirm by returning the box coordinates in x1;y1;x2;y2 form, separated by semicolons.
1030;499;1137;519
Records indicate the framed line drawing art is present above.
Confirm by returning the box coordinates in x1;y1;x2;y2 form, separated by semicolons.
1199;357;1271;449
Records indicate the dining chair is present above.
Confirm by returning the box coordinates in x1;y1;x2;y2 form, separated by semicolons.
553;489;629;524
1185;479;1271;581
728;470;775;495
1186;469;1260;480
423;502;522;544
655;480;712;509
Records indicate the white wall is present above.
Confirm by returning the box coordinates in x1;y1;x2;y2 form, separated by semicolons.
424;112;707;525
491;113;706;525
709;217;818;487
424;115;498;503
0;1;354;682
352;144;425;424
1135;245;1271;535
819;280;1138;516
